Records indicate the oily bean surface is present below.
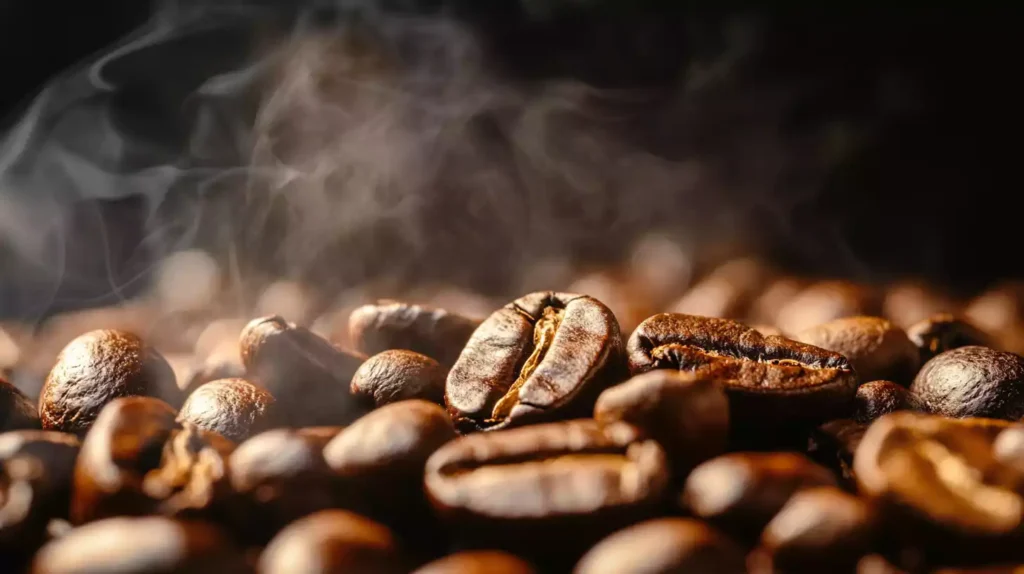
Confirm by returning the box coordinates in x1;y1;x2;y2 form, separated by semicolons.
907;314;994;364
854;380;928;423
910;346;1024;420
258;509;404;574
177;378;279;443
795;316;919;384
350;350;446;408
349;300;481;369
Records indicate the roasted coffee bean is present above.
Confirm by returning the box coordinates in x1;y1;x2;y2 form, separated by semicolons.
883;282;959;331
1;376;40;431
907;314;994;364
752;324;783;337
424;419;668;565
349;300;481;369
594;370;728;478
179;343;245;397
669;257;770;320
748;277;806;329
39;330;180;435
627;313;857;431
258;509;404;574
72;397;235;524
295;426;346;447
775;281;880;336
0;431;80;527
965;282;1024;355
1;456;67;565
413;551;537;574
911;346;1024;419
177;378;279;443
759;486;877;572
681;452;837;541
31;516;247;574
574;518;746;574
857;554;911;574
567;271;653;337
796;316;919;384
854;381;928;423
350;350;446;408
854;412;1024;565
807;419;869;488
994;426;1024;472
446;292;625;432
241;315;367;427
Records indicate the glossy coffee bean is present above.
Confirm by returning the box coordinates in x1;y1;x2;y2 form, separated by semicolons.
258;509;404;574
594;370;728;478
854;381;928;423
574;518;746;574
807;419;868;488
681;452;837;540
177;378;279;442
446;292;625;432
350;350;446;408
907;314;993;364
241;315;367;427
796;316;919;384
627;313;857;430
425;420;668;564
39;330;180;435
911;346;1024;420
775;281;879;336
760;486;877;572
32;516;247;574
1;376;40;431
413;551;537;574
349;300;481;369
854;412;1024;565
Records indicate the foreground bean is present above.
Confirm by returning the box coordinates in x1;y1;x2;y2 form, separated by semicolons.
910;346;1024;420
259;509;404;574
574;518;746;574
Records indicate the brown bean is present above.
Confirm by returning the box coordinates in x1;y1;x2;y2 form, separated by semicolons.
574;518;746;574
796;316;919;385
349;300;480;369
1;376;39;432
413;551;537;574
350;350;446;408
258;509;404;574
177;378;280;443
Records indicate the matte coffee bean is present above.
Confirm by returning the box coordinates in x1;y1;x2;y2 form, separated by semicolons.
258;509;404;574
807;419;868;488
413;551;537;574
32;516;247;574
39;330;180;435
424;420;668;564
1;376;40;431
446;292;625;432
177;378;279;442
854;381;928;423
350;350;446;408
574;518;747;574
627;313;857;430
241;315;367;427
796;316;919;384
349;300;481;369
681;452;837;540
594;370;728;478
911;346;1024;420
907;314;993;364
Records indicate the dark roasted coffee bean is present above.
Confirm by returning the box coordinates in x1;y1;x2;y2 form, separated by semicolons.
594;370;728;478
854;412;1024;565
350;350;446;408
39;330;180;435
627;313;857;431
796;316;919;385
241;315;367;427
1;376;40;431
759;486;877;572
425;419;668;565
911;346;1024;420
349;300;481;369
31;516;248;574
574;518;746;574
446;292;625;432
907;314;994;364
177;378;279;442
681;452;837;541
854;381;928;423
0;431;80;529
1;453;78;565
258;509;404;574
775;281;880;336
72;397;235;524
413;551;537;574
807;419;868;488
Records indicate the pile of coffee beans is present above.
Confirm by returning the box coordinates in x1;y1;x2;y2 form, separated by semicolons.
7;252;1024;573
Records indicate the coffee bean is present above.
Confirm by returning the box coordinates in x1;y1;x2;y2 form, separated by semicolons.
965;282;1024;355
31;516;247;574
294;426;346;446
796;316;919;385
627;313;857;430
747;277;807;329
446;292;625;432
574;518;746;574
681;452;837;541
669;257;770;320
751;324;783;337
807;419;868;488
857;554;911;574
882;281;959;331
1;376;40;431
911;346;1024;420
994;426;1024;473
759;486;877;572
0;431;80;525
854;381;928;423
258;509;404;574
349;300;481;369
241;315;367;427
39;330;180;435
854;412;1024;565
350;350;446;408
907;314;993;364
180;343;245;397
424;419;668;564
594;370;728;478
413;551;537;574
566;270;653;339
177;378;279;442
1;453;77;565
775;281;880;336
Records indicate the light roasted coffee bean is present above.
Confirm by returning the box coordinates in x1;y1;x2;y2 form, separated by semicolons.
349;300;481;369
177;378;279;443
910;346;1024;420
796;316;919;384
854;381;928;423
258;509;404;574
350;350;446;408
574;518;746;574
